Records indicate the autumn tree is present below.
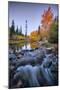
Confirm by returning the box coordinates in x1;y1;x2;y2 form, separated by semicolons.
30;30;38;41
41;7;53;31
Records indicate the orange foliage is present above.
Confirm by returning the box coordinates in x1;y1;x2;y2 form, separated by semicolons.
30;31;38;36
30;30;38;40
30;7;54;40
41;7;53;30
30;42;39;49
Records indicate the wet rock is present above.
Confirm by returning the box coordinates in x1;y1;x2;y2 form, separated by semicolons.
9;66;16;88
43;54;53;68
11;72;24;88
43;60;52;68
16;80;23;88
36;53;45;59
50;59;58;72
16;56;37;66
9;53;17;61
17;54;22;59
48;64;58;85
9;48;13;54
46;47;54;54
9;65;15;71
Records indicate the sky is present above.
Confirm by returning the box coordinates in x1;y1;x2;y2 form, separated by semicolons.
8;2;58;35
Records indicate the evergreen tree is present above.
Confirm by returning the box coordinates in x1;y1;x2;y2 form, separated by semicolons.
48;17;58;43
10;20;15;37
38;26;40;35
16;26;18;34
19;26;22;35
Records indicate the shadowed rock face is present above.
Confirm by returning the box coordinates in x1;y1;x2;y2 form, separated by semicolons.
9;47;58;88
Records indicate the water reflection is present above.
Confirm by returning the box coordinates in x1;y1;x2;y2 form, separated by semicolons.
9;42;39;50
30;42;39;49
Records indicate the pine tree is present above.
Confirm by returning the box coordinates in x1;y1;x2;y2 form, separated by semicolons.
10;20;15;37
19;26;22;35
16;26;18;34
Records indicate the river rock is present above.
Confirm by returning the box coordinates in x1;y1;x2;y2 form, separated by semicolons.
46;47;54;54
16;56;37;66
9;53;17;61
17;54;23;59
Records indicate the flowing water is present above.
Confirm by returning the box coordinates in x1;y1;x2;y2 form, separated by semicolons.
9;42;58;88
